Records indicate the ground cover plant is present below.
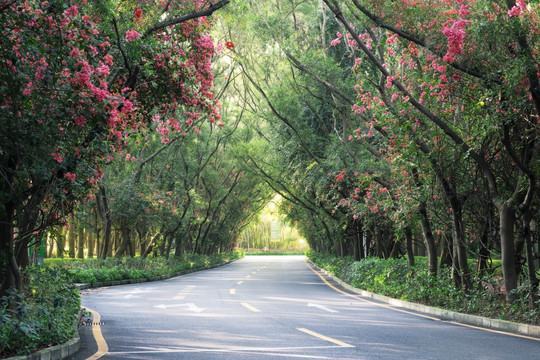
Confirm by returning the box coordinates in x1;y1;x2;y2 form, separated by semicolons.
0;267;80;358
306;250;540;326
46;251;244;284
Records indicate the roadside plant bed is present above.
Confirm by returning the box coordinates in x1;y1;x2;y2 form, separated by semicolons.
45;251;244;284
0;267;80;358
306;250;540;326
0;251;243;358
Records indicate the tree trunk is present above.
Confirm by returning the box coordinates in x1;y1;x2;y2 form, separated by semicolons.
174;235;184;257
365;231;371;257
68;216;76;258
56;227;66;258
418;201;437;275
405;227;415;267
96;185;112;259
0;202;22;298
87;231;94;258
439;233;452;268
375;227;383;258
77;224;85;258
451;204;471;290
353;230;360;261
114;225;131;258
522;210;539;309
498;204;518;302
389;238;400;258
358;222;365;259
477;216;491;273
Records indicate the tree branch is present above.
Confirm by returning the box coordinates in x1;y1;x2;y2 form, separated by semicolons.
143;0;230;40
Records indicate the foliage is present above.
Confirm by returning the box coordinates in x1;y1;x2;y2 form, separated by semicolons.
45;251;243;284
218;0;540;306
0;0;229;296
0;267;80;358
306;250;540;326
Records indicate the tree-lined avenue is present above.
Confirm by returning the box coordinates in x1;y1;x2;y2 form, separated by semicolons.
75;256;539;360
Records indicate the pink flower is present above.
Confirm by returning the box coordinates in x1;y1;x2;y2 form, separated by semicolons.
330;38;341;46
23;82;32;96
64;172;76;181
442;24;466;64
103;54;114;65
65;6;78;18
459;5;470;16
73;115;86;126
122;99;133;114
508;6;521;17
125;30;140;42
51;152;63;163
96;64;110;77
69;47;80;58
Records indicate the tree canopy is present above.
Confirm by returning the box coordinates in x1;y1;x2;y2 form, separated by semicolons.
1;0;539;310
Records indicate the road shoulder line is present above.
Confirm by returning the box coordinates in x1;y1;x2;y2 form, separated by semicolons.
297;328;354;347
83;308;108;360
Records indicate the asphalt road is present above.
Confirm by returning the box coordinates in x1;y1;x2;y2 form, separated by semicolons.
74;255;539;359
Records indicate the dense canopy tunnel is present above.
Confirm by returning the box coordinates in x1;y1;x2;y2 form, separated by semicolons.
1;0;539;324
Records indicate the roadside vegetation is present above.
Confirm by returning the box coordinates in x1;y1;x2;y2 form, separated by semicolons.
46;251;243;284
0;268;80;358
307;250;540;326
0;251;242;358
2;0;540;357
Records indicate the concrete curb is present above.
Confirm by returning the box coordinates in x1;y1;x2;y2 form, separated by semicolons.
4;259;238;360
310;261;540;338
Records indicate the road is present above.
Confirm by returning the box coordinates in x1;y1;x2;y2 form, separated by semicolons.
75;255;539;359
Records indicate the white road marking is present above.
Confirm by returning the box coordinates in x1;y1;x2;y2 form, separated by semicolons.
308;303;339;313
106;344;349;358
154;303;205;313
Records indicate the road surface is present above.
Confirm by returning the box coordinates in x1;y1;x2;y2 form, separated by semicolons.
74;255;539;359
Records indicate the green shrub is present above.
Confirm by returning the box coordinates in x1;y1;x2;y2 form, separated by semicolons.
306;250;538;326
0;267;80;358
45;250;244;284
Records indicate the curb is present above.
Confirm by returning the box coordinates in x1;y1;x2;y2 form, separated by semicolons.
310;261;540;338
4;258;238;360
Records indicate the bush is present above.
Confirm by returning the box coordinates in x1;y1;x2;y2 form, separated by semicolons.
0;267;80;358
45;250;244;284
306;250;539;326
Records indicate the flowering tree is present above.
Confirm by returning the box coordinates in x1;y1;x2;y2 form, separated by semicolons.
0;0;229;297
323;0;540;300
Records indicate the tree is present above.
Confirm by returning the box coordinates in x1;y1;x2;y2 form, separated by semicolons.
0;0;229;297
322;0;539;300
